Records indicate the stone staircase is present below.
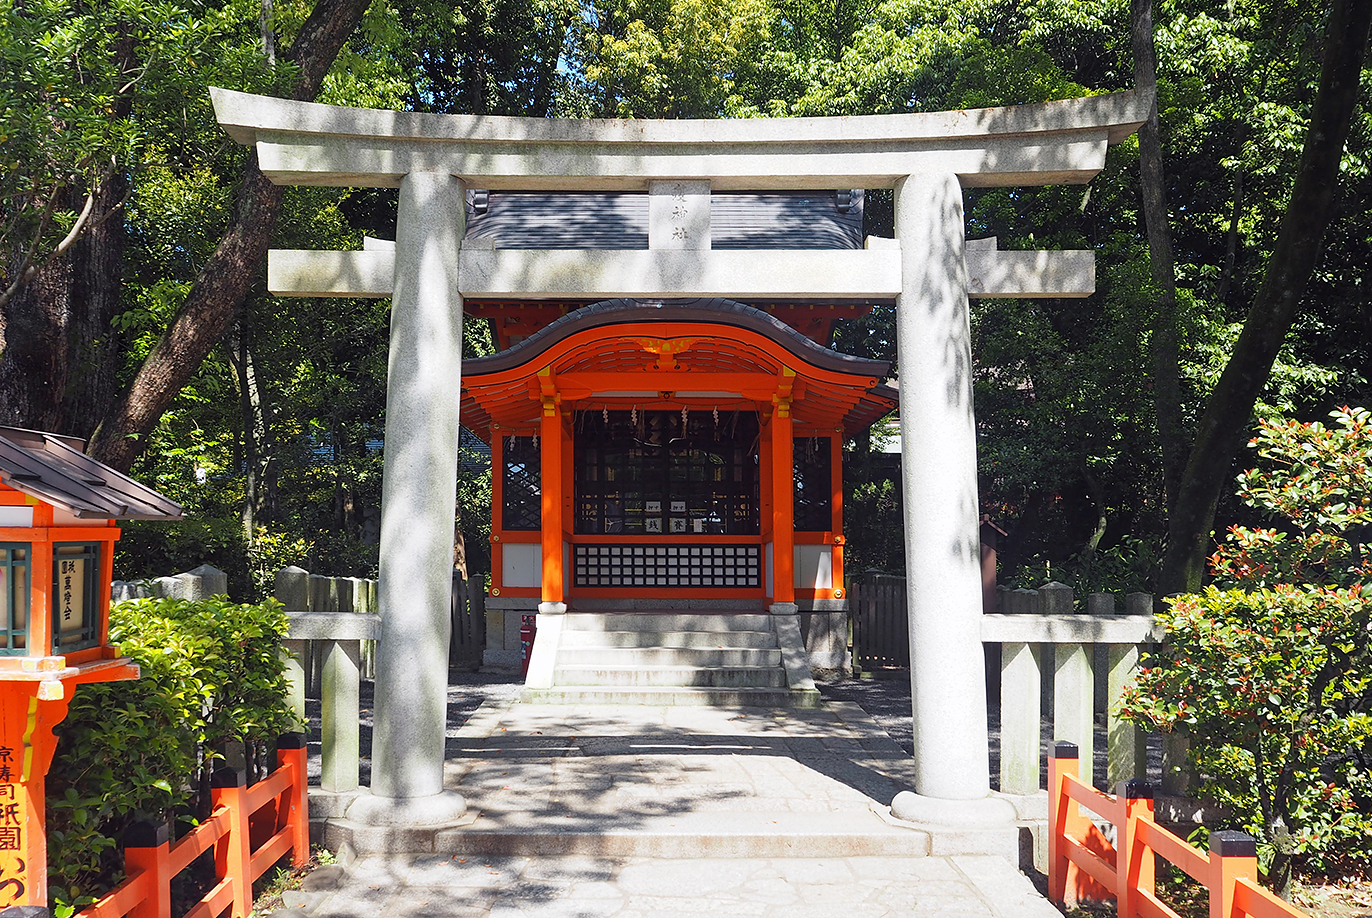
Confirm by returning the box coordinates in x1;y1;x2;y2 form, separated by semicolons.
520;604;821;706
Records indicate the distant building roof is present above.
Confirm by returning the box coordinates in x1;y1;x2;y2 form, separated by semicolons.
0;427;184;520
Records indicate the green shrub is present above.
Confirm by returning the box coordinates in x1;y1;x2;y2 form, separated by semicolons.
1120;407;1372;897
46;596;295;904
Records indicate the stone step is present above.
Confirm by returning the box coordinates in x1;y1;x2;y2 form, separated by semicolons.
520;686;820;707
553;664;788;688
571;598;764;612
560;612;774;632
559;629;776;649
422;811;927;858
557;646;783;667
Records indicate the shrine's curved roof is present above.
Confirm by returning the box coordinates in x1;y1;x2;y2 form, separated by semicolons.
465;298;890;379
460;298;898;439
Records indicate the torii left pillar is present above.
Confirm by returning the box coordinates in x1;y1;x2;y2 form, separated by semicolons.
351;171;469;825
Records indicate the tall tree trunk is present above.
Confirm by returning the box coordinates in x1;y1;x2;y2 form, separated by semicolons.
88;0;372;470
0;31;136;438
228;312;272;537
1131;0;1185;511
1157;0;1372;594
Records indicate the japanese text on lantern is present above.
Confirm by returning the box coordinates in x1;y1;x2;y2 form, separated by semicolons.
56;555;86;637
0;771;25;906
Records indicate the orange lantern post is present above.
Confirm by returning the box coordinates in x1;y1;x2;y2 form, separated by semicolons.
0;427;182;909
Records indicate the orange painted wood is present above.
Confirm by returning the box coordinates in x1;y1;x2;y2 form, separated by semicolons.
80;871;154;918
277;745;309;866
1048;760;1304;918
0;684;73;907
1135;889;1185;918
467;321;879;390
1233;878;1299;918
1048;753;1115;906
169;808;232;875
28;540;52;657
1118;793;1156;918
247;829;294;878
539;401;564;603
77;749;309;918
1210;849;1259;918
121;842;168;918
243;766;293;813
181;880;234;918
770;401;795;604
210;779;253;918
1136;818;1209;880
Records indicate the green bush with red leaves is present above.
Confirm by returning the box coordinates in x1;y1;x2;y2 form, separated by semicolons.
1120;407;1372;895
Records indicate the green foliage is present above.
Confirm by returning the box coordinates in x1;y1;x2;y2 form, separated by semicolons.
842;457;905;574
1121;408;1372;890
0;0;284;295
46;596;295;903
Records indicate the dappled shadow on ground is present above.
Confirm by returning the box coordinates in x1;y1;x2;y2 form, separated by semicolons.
302;668;1159;797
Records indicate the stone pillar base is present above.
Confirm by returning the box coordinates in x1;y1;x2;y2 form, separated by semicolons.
890;791;1017;827
345;788;469;828
887;791;1021;860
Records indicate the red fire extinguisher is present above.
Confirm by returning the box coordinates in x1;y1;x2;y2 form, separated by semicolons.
520;613;537;676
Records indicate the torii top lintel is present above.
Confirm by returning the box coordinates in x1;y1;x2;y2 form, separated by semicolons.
210;88;1150;192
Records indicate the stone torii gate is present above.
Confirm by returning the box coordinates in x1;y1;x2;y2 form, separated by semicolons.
211;88;1147;830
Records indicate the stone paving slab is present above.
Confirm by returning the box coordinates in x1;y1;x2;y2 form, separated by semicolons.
285;853;1060;918
300;698;1056;915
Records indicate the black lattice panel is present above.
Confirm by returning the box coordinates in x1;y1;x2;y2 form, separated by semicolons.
793;437;832;532
574;544;762;588
502;436;542;531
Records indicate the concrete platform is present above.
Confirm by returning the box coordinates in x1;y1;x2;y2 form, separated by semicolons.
296;699;1054;916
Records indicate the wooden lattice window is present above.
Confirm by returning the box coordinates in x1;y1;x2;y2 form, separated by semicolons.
0;544;29;655
574;410;760;536
501;436;541;531
793;437;832;532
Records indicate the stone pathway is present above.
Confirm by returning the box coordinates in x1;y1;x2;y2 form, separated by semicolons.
291;694;1058;917
288;852;1060;917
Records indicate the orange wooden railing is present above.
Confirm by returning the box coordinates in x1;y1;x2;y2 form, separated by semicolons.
75;733;309;918
1048;742;1305;918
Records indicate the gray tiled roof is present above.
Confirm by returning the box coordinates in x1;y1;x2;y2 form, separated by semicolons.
464;191;864;250
0;427;183;520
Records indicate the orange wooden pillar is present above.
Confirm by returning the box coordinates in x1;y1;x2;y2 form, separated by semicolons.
771;393;795;604
829;431;845;595
1208;831;1259;918
211;769;252;918
539;393;564;606
1047;741;1083;906
1116;780;1155;918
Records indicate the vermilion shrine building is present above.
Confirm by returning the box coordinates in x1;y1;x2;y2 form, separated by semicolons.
211;88;1147;831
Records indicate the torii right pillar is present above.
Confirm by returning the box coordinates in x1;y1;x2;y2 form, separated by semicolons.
890;173;1017;832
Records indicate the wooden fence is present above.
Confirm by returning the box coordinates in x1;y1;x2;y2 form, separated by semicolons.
75;734;309;918
847;573;909;670
449;571;486;669
1048;743;1300;918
